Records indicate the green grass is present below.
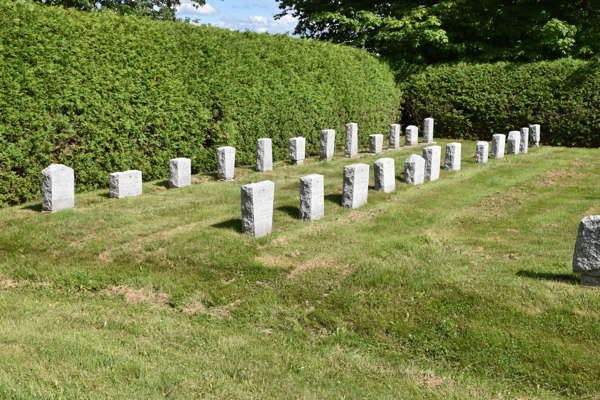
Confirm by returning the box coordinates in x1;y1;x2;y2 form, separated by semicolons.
1;140;599;399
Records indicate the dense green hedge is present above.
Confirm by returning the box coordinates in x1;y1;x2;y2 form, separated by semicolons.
402;60;600;146
0;1;401;207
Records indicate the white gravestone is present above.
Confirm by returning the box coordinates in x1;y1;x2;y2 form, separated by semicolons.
573;215;600;286
369;134;384;154
216;146;236;181
444;143;461;170
405;125;418;146
40;164;75;212
423;118;434;143
109;170;142;199
519;127;529;154
288;137;305;165
492;134;506;159
342;163;369;209
374;158;395;193
389;124;401;150
344;123;358;158
404;154;425;185
320;129;336;161
241;180;274;238
423;145;441;181
476;142;489;163
256;138;273;172
299;174;324;222
529;124;540;148
168;158;191;188
507;131;520;155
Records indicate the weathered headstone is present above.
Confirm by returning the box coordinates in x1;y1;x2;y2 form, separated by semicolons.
529;124;541;148
300;174;324;222
320;129;336;161
344;123;358;158
519;127;529;154
444;143;461;170
216;146;236;181
389;124;401;150
241;180;274;238
374;158;395;193
404;154;425;185
288;137;305;165
572;215;600;286
476;142;489;163
40;164;75;212
342;163;369;209
423;145;441;181
507;131;520;154
369;134;384;154
423;118;434;143
109;170;142;199
256;138;273;172
168;158;191;188
405;125;418;146
492;134;506;159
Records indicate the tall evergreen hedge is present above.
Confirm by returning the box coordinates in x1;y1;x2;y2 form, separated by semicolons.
0;1;401;207
402;60;600;146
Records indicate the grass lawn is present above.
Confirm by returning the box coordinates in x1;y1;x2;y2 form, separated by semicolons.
0;140;599;399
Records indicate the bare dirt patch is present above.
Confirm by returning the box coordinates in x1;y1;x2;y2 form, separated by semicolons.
99;286;170;306
407;369;444;388
287;258;350;279
0;279;18;289
182;299;241;318
192;177;210;185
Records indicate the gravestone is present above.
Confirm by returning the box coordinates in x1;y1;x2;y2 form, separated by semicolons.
320;129;336;161
342;163;369;209
344;123;358;158
507;131;520;154
109;170;142;199
519;127;529;154
404;154;425;185
405;125;418;146
300;174;324;222
241;180;274;238
389;124;401;150
476;142;489;163
256;138;273;172
168;158;191;188
573;215;600;286
423;145;441;181
369;134;384;154
374;158;395;193
444;143;461;170
40;164;75;212
288;137;305;165
423;118;434;143
529;124;540;148
492;134;506;159
217;146;236;180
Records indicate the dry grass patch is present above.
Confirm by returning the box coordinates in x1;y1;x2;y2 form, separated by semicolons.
99;285;170;306
182;299;241;318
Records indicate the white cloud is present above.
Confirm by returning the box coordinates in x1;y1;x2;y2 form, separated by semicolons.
211;14;298;34
177;1;219;16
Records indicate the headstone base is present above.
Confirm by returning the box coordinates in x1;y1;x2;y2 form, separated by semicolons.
291;160;304;165
581;275;600;287
389;145;400;150
533;143;540;148
423;140;435;144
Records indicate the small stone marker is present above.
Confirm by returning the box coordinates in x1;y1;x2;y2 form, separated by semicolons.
288;137;305;165
299;174;324;222
404;154;425;185
168;158;191;188
40;164;75;212
109;170;142;199
374;158;395;193
389;124;401;150
405;125;418;146
507;131;520;154
256;138;273;172
342;163;369;209
240;180;274;238
423;118;434;143
423;145;441;181
368;134;384;154
529;124;541;148
492;134;506;159
519;127;529;154
476;142;489;163
216;146;236;181
344;123;358;158
444;143;461;170
320;129;335;161
573;215;600;286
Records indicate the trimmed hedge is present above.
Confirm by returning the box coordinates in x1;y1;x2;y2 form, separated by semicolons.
402;60;600;146
0;1;401;207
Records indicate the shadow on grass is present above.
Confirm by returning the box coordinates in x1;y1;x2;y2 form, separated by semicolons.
96;192;111;199
276;205;299;219
396;174;405;182
21;203;42;212
324;193;342;205
212;218;242;233
153;180;169;189
516;270;579;284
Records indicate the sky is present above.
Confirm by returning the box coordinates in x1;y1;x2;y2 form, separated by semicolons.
175;0;298;35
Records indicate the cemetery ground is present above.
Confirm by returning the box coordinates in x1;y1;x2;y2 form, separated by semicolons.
1;141;599;399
